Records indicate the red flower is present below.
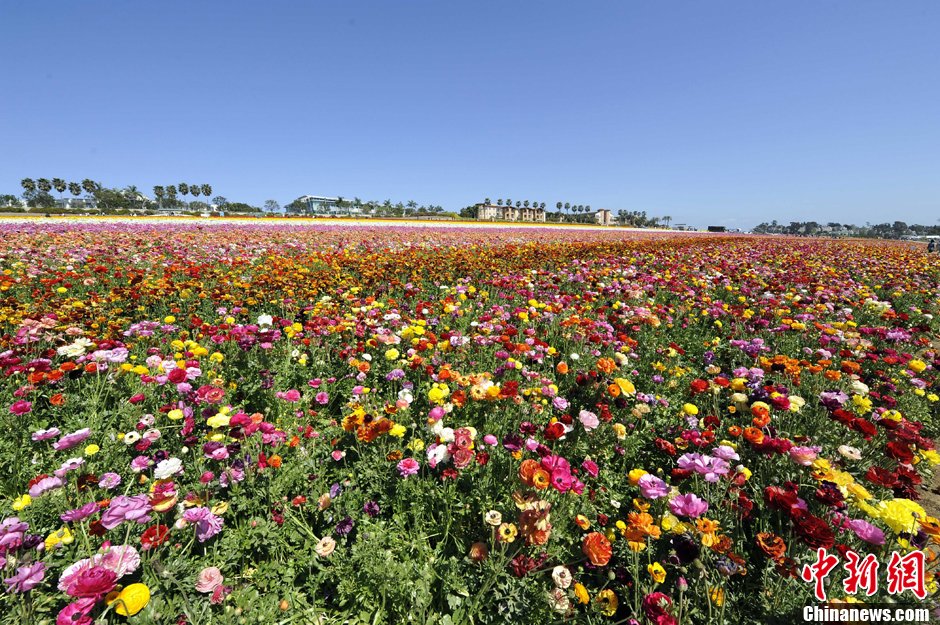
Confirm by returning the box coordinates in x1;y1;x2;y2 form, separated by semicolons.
791;509;835;549
140;524;170;550
885;442;914;464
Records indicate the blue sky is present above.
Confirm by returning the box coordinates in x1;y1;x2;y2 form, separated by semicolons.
2;1;938;227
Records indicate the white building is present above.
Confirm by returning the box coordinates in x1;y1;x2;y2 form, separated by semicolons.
476;203;546;222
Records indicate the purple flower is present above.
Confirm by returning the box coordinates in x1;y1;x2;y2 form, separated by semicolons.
329;483;342;499
363;501;380;517
849;519;886;545
397;458;420;477
668;493;709;518
60;502;99;524
100;495;152;530
819;390;849;410
98;473;121;489
552;397;569;411
4;561;45;593
28;476;64;498
638;474;669;499
182;507;223;542
54;457;85;479
335;516;355;536
53;428;91;451
31;427;60;442
0;518;29;557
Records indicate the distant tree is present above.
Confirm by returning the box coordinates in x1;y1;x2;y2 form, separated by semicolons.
81;179;98;195
36;178;52;194
52;178;66;198
68;182;81;197
506;198;512;207
190;186;201;202
153;186;166;210
540;202;545;209
484;197;490;206
201;184;212;198
20;178;36;199
497;199;503;206
262;199;278;213
523;200;529;208
178;183;189;196
515;201;521;208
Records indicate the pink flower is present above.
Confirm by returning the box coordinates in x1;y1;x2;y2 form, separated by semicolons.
483;434;498;446
181;507;223;542
581;459;599;478
397;458;420;477
64;565;116;599
788;445;820;466
849;518;886;545
31;427;60;441
276;389;301;402
3;561;45;593
53;428;91;451
100;495;152;530
578;410;600;431
56;598;96;625
28;475;63;498
95;545;140;577
315;392;329;405
10;400;32;415
639;474;669;499
195;566;224;593
668;493;709;518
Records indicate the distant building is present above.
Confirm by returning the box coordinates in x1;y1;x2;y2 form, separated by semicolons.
55;197;98;210
707;225;726;233
476;203;546;222
287;195;359;215
594;209;612;226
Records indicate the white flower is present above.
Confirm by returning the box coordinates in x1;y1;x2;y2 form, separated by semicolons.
484;510;502;527
154;457;183;479
838;445;862;461
547;588;570;614
315;536;336;557
123;432;141;445
551;565;572;589
257;314;273;327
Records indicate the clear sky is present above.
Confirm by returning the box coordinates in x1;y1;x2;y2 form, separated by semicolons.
2;1;939;227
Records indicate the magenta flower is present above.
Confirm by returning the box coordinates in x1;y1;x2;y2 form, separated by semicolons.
60;501;99;523
638;474;670;499
182;507;224;542
9;400;31;415
3;561;45;593
849;518;886;545
28;475;64;498
64;565;116;599
397;457;420;477
315;391;329;404
55;597;96;625
53;428;91;451
668;493;709;518
100;495;152;530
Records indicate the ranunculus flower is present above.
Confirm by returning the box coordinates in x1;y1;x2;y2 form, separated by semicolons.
397;457;420;477
195;566;224;593
9;400;31;415
65;566;116;599
668;493;709;518
3;561;45;593
315;536;336;557
638;474;669;499
582;532;612;566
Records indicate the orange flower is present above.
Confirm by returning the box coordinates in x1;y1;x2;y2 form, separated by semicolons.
756;532;787;560
49;393;66;406
556;362;569;375
728;425;742;437
518;459;540;486
596;357;616;374
582;532;612;566
743;427;764;444
532;469;550;490
607;383;621;398
268;455;282;469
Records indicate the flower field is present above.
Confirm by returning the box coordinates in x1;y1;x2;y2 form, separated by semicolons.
2;220;940;624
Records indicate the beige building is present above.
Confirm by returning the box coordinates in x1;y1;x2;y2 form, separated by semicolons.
476;203;546;222
594;209;612;225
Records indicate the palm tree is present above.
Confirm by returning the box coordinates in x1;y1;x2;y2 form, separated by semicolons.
36;178;52;194
166;185;177;208
20;178;35;196
201;184;212;199
81;179;97;195
178;183;189;200
52;178;66;199
484;197;491;206
190;185;201;209
153;186;165;210
515;200;521;208
523;200;530;208
497;199;503;206
68;182;81;198
663;215;672;229
540;202;545;210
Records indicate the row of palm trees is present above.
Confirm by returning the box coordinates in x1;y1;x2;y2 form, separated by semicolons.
21;178;99;201
152;184;213;210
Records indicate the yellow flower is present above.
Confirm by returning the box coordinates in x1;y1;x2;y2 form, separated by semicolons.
164;315;176;324
709;587;725;607
497;523;518;543
408;438;425;452
167;409;185;421
628;469;648;485
109;583;151;616
594;589;618;617
384;348;400;361
682;403;699;416
573;583;590;604
45;526;74;551
389;423;407;438
84;444;100;456
206;413;230;428
876;499;926;534
12;494;31;511
611;423;627;439
920;449;940;465
613;378;636;396
909;359;927;373
648;562;666;584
